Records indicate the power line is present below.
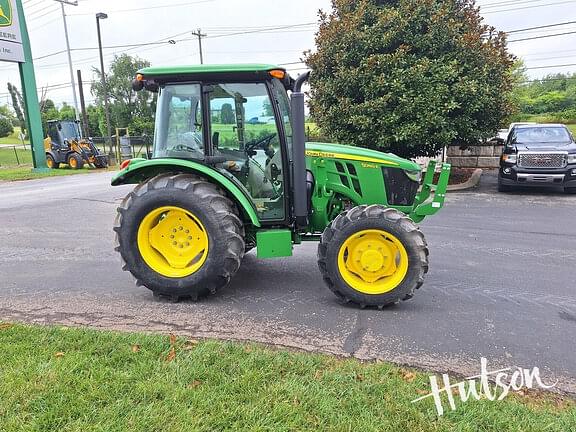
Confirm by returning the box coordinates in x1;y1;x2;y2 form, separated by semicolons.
508;30;576;43
482;0;576;14
524;53;576;62
3;22;317;66
480;0;548;7
505;20;576;34
525;62;576;70
207;23;316;39
67;0;215;16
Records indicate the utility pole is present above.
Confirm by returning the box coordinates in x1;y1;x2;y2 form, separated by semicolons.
191;28;206;64
54;0;80;122
96;12;113;158
76;69;89;137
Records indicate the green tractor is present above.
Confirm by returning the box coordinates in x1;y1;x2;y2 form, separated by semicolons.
112;64;450;308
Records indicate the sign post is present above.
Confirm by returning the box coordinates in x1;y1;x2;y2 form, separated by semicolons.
1;0;47;170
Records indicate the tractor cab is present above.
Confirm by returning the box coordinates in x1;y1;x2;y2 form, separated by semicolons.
153;79;289;220
46;120;81;150
150;75;292;221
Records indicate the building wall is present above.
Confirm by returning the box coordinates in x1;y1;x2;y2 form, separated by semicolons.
447;144;503;168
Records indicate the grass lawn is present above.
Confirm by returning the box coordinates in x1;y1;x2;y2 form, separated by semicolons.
0;127;29;146
567;124;576;135
0;147;112;181
0;324;574;431
0;146;33;166
0;165;101;181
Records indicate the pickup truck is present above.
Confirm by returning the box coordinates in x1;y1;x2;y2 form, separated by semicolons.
498;123;576;193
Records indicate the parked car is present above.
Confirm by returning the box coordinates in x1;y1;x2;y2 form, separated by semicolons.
498;124;576;193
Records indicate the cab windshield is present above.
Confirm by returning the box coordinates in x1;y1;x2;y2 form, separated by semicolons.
60;122;81;141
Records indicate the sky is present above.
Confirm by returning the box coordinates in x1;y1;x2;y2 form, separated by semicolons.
0;0;575;111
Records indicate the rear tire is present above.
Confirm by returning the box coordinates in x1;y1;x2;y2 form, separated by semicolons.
318;205;428;308
114;173;245;300
68;153;84;170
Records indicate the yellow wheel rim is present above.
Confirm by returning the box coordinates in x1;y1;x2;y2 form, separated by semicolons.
69;158;77;168
137;206;209;278
46;158;54;168
337;229;409;295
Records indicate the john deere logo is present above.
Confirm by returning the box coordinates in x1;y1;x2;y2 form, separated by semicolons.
0;0;12;27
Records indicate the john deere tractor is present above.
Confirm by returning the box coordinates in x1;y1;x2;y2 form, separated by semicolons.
112;64;450;308
44;120;108;169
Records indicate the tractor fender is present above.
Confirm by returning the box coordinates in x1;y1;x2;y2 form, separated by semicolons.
111;158;261;227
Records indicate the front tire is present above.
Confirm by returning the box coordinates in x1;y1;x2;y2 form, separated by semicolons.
114;173;245;300
318;205;428;308
68;153;84;170
498;174;513;192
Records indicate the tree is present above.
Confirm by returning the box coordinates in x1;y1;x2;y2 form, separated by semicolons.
262;99;273;117
58;103;76;121
0;116;13;138
86;105;103;138
0;105;16;126
305;0;515;158
7;83;26;136
220;103;235;124
39;99;58;134
91;53;156;136
514;72;576;117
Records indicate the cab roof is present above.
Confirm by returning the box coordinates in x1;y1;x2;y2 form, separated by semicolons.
135;63;297;91
138;63;286;76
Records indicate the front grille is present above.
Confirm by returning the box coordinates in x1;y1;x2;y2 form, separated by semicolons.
382;168;419;206
518;153;567;169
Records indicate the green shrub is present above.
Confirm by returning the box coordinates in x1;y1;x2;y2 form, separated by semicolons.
306;0;515;159
0;116;14;138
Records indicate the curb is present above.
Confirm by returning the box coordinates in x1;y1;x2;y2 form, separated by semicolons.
446;168;483;191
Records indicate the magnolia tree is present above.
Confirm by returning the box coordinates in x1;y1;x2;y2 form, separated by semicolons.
305;0;515;158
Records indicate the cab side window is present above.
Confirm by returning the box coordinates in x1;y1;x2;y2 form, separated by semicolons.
210;83;285;221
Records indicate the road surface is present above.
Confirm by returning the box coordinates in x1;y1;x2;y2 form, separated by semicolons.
1;171;575;392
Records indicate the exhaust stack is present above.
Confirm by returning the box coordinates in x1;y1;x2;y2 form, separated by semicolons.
290;71;311;229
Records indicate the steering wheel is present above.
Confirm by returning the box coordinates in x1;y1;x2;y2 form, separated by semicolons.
172;144;200;153
245;133;276;158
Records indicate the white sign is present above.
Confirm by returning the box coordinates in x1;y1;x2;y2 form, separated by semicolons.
0;0;24;63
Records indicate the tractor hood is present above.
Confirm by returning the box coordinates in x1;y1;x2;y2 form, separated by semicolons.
305;142;420;171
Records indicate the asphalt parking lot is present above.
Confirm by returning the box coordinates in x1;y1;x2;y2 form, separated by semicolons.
1;171;575;392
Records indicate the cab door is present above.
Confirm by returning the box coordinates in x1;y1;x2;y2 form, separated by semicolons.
209;82;287;222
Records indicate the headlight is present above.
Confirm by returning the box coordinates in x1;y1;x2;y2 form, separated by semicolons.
405;169;422;183
502;154;517;164
568;154;576;164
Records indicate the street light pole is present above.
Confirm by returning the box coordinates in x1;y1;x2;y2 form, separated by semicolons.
54;0;80;122
96;12;113;158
